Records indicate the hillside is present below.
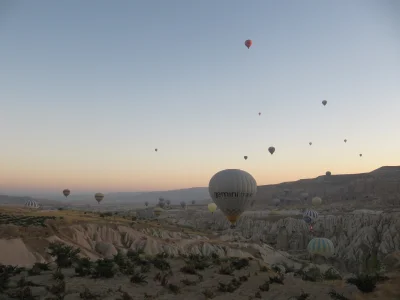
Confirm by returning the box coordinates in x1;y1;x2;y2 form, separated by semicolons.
2;166;400;207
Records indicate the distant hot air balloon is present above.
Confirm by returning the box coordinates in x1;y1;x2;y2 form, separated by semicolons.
155;148;158;152
145;201;149;207
209;169;257;228
244;156;248;160
307;238;335;258
309;142;312;146
94;193;104;204
326;171;331;176
303;209;319;225
166;199;171;206
322;100;327;106
244;39;252;49
62;189;70;198
268;147;275;155
344;139;347;143
301;192;309;200
258;112;261;116
191;200;196;205
153;207;163;217
180;201;186;209
208;203;217;214
312;196;322;206
359;154;362;157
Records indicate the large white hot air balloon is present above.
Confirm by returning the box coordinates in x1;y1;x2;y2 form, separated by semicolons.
312;196;322;206
209;169;257;228
307;238;335;258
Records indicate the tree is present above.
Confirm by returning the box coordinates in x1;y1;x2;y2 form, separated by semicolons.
48;242;80;269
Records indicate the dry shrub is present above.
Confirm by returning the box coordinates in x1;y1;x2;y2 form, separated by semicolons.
353;273;400;300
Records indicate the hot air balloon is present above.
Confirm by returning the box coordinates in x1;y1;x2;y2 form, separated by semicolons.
191;200;196;205
312;196;322;206
209;169;257;228
244;39;252;49
153;207;163;217
145;201;148;207
309;142;312;146
322;100;327;106
301;192;309;200
303;209;319;225
155;148;158;152
307;238;335;258
166;199;171;206
272;198;280;206
344;139;347;143
326;171;331;176
244;156;248;160
62;189;70;198
258;112;261;116
180;201;186;209
359;154;362;157
94;193;104;204
268;147;275;155
208;203;217;214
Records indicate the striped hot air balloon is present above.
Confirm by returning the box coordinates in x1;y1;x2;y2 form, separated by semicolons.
307;238;335;258
303;209;319;225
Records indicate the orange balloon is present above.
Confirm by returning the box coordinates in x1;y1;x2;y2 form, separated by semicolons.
245;39;252;49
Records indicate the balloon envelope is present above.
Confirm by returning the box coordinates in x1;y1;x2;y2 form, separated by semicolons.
153;207;164;217
268;147;275;155
326;171;331;176
322;100;327;106
303;209;318;224
208;203;217;213
307;238;335;258
209;169;257;225
62;189;70;197
244;39;252;49
94;193;104;203
312;197;322;205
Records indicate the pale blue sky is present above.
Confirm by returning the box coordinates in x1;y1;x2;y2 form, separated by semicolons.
1;0;399;194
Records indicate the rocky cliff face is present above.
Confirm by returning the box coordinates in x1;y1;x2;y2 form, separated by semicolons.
175;209;400;273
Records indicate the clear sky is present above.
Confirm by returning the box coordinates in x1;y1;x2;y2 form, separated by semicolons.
1;0;399;195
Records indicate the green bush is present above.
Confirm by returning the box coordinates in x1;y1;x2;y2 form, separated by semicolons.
93;259;117;278
346;273;377;293
48;242;80;268
75;258;93;277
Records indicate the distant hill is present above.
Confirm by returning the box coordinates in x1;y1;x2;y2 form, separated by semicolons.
105;187;210;205
0;195;60;206
2;166;399;206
